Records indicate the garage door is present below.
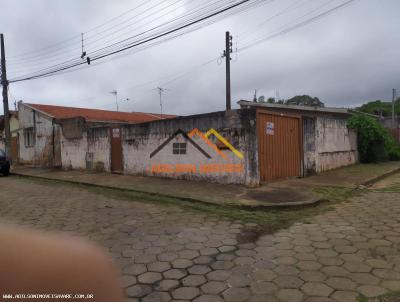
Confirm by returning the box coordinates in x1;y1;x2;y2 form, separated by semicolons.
257;111;302;181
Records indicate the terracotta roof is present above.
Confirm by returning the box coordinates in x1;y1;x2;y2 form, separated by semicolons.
24;103;176;123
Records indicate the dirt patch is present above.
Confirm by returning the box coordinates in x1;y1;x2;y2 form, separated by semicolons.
236;226;264;244
244;188;310;204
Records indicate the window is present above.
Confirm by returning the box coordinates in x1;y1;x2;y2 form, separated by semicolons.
24;128;35;147
173;142;186;154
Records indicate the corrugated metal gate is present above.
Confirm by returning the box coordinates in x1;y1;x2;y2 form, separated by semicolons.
257;110;302;181
111;127;123;172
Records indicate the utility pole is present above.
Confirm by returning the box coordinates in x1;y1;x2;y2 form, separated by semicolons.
1;33;11;157
222;31;233;111
393;88;397;129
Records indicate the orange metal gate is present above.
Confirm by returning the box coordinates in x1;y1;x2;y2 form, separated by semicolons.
257;111;302;181
110;127;123;172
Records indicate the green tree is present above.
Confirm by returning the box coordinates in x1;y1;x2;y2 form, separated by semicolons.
347;114;400;162
285;95;325;107
356;98;400;116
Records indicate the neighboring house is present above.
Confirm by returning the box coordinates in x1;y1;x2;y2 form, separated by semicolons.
0;111;20;162
17;101;176;170
239;100;358;179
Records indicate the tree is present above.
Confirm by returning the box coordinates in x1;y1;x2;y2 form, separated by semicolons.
267;97;276;103
285;95;325;107
356;99;400;117
347;114;400;162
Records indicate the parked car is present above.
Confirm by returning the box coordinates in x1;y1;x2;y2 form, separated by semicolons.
0;149;10;176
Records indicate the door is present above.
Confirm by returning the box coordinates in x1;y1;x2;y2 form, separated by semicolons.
110;127;123;172
257;111;302;181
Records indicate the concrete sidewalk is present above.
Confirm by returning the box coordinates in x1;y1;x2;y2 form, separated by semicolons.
11;161;400;208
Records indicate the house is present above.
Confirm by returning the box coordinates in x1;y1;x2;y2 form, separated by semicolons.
17;101;176;170
0;111;20;162
117;102;358;186
17;100;358;186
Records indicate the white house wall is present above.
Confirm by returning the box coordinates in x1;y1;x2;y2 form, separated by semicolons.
315;116;358;172
122;109;259;186
18;104;56;166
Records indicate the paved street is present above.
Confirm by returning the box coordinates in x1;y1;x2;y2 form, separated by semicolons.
1;176;400;302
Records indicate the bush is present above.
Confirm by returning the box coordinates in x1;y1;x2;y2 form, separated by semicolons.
347;114;400;162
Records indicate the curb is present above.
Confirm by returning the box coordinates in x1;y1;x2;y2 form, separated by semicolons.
361;167;400;186
11;172;323;210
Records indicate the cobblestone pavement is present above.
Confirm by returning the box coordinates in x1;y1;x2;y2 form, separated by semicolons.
1;177;400;302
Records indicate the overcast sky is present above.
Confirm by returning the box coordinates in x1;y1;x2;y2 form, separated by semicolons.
0;0;399;116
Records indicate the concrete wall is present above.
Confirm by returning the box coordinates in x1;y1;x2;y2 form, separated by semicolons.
315;116;358;172
60;126;111;171
18;104;58;166
121;109;259;186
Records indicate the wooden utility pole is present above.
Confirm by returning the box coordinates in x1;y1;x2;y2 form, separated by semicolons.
223;31;233;111
1;33;11;157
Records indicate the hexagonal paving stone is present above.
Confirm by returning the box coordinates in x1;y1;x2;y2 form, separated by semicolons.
348;273;379;285
121;275;137;288
273;265;300;276
343;261;372;273
301;282;334;297
200;247;219;256
321;266;350;277
179;250;200;260
325;277;357;290
319;257;344;266
201;281;228;294
123;263;147;275
381;280;400;291
211;261;235;270
142;291;171;302
138;272;162;284
154;279;180;291
206;270;231;281
182;275;207;286
223;287;252;302
188;265;211;275
276;289;304;302
218;245;236;253
126;284;152;298
372;268;400;279
172;259;193;269
250;281;278;294
193;294;224;302
147;261;171;273
298;271;327;282
273;276;304;289
163;269;187;280
157;252;178;262
296;260;322;271
172;286;200;300
227;274;252;287
357;285;388;298
194;255;214;265
252;269;277;281
331;290;359;302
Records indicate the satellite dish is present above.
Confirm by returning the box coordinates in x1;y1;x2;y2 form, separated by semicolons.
258;96;265;103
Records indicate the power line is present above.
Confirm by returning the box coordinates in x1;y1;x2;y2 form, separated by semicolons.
9;0;262;83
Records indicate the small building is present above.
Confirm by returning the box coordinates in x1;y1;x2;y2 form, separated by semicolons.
238;100;358;181
17;102;175;170
0;111;20;162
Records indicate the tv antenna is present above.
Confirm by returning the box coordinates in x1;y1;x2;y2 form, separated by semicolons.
155;87;169;118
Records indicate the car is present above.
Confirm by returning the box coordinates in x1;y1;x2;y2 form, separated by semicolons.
0;149;10;176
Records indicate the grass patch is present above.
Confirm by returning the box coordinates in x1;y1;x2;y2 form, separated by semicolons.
358;291;400;302
13;175;361;239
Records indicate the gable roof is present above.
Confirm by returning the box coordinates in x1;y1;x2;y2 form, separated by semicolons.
23;103;176;123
